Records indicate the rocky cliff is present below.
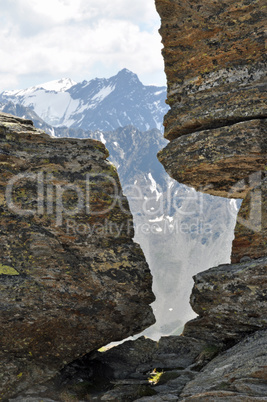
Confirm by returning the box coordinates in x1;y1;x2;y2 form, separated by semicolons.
0;113;155;399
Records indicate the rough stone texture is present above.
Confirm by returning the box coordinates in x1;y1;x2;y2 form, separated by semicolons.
180;330;267;401
231;174;267;263
0;112;155;399
182;394;267;401
158;119;267;198
155;0;266;141
92;335;208;378
183;257;267;344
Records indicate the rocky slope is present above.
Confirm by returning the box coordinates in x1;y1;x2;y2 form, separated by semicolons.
0;112;155;400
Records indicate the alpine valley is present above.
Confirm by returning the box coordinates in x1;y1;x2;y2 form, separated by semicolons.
0;69;238;339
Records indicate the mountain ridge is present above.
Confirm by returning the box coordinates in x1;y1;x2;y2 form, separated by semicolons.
0;69;168;132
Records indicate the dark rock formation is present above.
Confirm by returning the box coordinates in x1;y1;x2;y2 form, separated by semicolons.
0;112;155;399
8;335;210;401
180;330;267;401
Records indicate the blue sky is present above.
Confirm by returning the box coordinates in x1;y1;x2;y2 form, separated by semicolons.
0;0;166;90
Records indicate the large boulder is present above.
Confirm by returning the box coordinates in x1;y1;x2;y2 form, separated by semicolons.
0;113;155;399
183;257;267;345
155;0;267;198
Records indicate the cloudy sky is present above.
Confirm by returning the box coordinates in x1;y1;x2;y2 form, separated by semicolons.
0;0;166;91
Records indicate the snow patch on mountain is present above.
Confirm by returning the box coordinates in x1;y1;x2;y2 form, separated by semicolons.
92;85;115;102
148;172;162;202
99;133;106;145
37;78;77;92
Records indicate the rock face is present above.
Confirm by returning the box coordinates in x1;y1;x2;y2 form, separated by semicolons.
0;112;155;399
155;0;266;141
180;330;267;401
155;0;266;198
183;257;267;344
158;119;266;198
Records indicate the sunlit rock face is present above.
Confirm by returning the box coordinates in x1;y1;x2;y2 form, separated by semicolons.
0;112;155;399
155;0;266;141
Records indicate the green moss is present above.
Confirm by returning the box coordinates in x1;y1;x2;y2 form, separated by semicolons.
0;264;20;276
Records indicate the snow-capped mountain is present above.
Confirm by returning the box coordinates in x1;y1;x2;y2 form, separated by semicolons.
0;69;168;132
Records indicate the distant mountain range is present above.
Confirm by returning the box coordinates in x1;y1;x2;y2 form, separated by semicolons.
0;69;168;132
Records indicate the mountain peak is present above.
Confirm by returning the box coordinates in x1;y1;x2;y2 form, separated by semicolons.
115;69;141;86
118;68;134;75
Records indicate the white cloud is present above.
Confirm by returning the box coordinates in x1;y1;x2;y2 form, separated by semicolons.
0;0;165;91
